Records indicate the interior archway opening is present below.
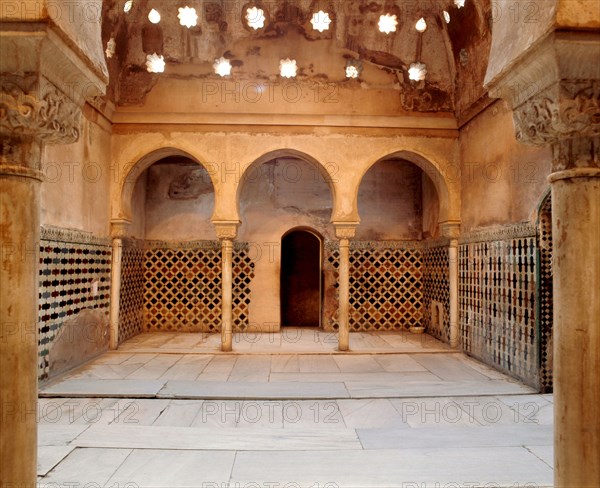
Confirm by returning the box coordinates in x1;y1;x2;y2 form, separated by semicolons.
280;229;323;328
237;155;333;332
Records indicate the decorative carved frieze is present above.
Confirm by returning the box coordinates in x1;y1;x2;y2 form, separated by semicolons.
40;225;111;247
459;223;536;245
0;74;81;145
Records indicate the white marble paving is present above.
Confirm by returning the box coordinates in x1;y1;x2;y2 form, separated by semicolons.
37;445;75;476
357;424;553;449
230;447;553;487
157;380;351;399
337;399;409;429
105;449;235;487
40;379;166;397
73;424;362;450
39;447;132;487
37;339;554;488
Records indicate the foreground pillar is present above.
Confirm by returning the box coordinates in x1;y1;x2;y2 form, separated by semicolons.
334;223;357;351
0;79;86;487
485;24;599;483
551;166;600;485
215;222;240;352
0;141;43;487
441;222;461;348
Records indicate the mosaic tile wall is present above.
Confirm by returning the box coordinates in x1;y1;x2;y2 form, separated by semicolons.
459;224;539;388
422;241;451;342
119;238;145;343
538;196;554;392
143;242;223;332
117;241;255;335
325;242;423;332
38;227;111;380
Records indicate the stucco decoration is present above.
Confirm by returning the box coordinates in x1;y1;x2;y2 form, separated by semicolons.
0;75;81;144
514;80;600;146
513;80;600;169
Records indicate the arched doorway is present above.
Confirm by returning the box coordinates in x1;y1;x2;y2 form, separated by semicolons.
280;229;323;327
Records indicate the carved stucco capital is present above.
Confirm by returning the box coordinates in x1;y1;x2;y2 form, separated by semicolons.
514;81;600;145
512;80;600;170
440;221;461;239
0;74;81;146
111;219;132;239
213;221;240;241
333;222;359;240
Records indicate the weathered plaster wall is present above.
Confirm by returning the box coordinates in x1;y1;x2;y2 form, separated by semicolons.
144;161;216;241
129;172;147;240
356;161;423;241
41;112;112;236
459;99;552;232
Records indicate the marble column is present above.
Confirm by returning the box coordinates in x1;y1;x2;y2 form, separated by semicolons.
108;221;131;350
0;78;83;487
109;237;123;349
509;82;600;485
334;223;357;351
215;222;240;352
441;222;461;348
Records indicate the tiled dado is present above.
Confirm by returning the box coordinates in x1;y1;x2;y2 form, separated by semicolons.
38;227;112;380
422;242;451;342
459;224;539;388
538;195;554;393
119;241;254;337
119;238;145;343
325;241;432;332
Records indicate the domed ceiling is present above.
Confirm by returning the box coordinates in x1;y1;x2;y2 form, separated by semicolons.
102;0;492;118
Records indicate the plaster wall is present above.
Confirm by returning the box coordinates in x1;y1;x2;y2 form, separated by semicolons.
144;162;216;241
41;112;112;236
459;99;552;232
129;171;147;240
356;161;423;241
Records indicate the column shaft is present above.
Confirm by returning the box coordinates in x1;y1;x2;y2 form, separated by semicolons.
109;238;123;350
338;238;350;351
0;167;41;487
551;171;600;486
221;239;234;352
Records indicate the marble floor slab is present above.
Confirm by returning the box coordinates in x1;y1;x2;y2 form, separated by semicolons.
74;424;362;450
105;449;235;487
230;447;553;487
40;379;167;397
157;380;351;399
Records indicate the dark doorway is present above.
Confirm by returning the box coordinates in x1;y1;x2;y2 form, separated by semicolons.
281;229;322;327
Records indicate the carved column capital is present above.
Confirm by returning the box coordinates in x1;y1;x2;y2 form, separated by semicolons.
213;221;240;241
0;74;82;145
333;222;359;240
110;219;132;239
440;221;461;240
512;80;600;171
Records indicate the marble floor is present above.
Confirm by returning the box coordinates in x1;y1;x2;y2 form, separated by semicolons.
38;330;554;487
